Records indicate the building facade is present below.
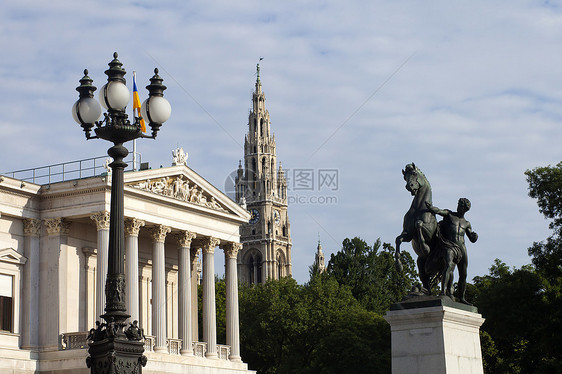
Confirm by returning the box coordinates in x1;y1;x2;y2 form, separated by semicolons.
235;65;292;285
0;154;254;373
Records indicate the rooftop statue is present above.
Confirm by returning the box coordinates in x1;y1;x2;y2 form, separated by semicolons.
395;163;477;304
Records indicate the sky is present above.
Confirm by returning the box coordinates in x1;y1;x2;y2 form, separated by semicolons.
1;0;562;284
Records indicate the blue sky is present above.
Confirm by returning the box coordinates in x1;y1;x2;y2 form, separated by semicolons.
1;1;562;284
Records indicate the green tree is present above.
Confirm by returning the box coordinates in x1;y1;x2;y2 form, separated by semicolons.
239;277;307;374
305;273;390;374
238;274;391;374
472;260;549;373
326;237;417;314
524;163;562;371
197;276;227;345
525;163;562;284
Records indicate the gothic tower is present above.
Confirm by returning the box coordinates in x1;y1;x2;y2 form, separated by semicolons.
235;64;292;284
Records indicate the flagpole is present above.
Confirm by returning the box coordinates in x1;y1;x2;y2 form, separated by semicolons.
132;71;137;171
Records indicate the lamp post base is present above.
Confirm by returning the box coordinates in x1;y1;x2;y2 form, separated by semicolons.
87;338;146;374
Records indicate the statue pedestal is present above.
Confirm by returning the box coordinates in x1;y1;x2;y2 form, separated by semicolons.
384;296;484;374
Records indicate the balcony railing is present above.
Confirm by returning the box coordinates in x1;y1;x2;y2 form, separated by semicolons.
2;152;142;185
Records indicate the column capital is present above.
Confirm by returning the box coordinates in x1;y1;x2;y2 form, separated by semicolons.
176;231;196;248
23;218;41;237
199;237;220;254
90;211;110;231
43;218;70;236
82;246;96;257
124;218;145;237
221;242;243;259
150;225;171;243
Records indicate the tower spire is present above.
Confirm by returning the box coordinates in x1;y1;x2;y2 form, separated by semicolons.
256;57;264;84
236;63;292;284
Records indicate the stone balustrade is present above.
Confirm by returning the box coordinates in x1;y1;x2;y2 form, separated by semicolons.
217;344;231;360
61;332;89;350
144;335;155;352
193;341;207;358
167;338;182;355
60;332;231;361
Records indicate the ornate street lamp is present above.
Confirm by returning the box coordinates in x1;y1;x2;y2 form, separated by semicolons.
73;52;171;373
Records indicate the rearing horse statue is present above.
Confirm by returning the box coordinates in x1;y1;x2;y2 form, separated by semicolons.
395;163;438;293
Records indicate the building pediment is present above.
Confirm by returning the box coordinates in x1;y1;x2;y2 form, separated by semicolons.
124;165;250;221
127;175;227;212
0;248;27;265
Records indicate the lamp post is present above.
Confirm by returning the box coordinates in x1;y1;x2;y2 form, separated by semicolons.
73;52;171;373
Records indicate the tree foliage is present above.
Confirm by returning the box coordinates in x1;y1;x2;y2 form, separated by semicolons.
525;163;562;284
463;163;562;373
238;275;390;374
326;237;417;314
471;260;551;373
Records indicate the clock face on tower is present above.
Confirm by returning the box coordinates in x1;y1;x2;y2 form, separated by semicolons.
249;209;260;224
273;209;281;225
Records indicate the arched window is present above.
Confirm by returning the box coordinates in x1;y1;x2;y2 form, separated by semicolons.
249;256;255;284
277;252;285;278
256;254;263;284
248;251;263;285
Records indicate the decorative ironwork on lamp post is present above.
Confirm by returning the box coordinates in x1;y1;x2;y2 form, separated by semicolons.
73;52;171;373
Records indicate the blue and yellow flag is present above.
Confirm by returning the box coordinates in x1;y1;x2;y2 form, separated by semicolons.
133;72;146;132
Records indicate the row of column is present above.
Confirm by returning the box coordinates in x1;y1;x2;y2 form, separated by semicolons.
90;212;242;361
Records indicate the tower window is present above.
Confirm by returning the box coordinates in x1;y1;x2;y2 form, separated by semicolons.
248;253;263;285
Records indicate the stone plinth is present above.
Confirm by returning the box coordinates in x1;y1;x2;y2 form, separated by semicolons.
384;296;484;374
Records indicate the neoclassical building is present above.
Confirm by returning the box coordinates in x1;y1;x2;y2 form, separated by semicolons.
0;152;254;373
235;65;292;284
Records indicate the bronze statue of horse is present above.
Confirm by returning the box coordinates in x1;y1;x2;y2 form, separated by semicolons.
395;163;438;293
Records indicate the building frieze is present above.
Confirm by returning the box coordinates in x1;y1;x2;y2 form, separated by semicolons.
39;186;109;200
127;175;227;213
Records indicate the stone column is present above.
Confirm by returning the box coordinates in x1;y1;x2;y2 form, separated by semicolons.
190;246;200;343
151;225;170;353
22;218;40;350
90;211;110;321
125;218;144;323
82;247;96;330
221;242;243;362
202;237;220;359
176;231;196;356
40;218;70;350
